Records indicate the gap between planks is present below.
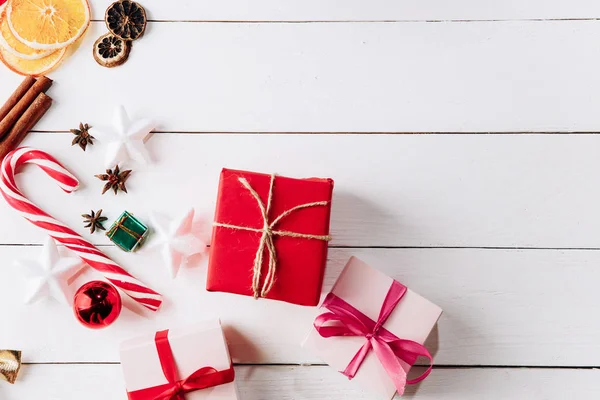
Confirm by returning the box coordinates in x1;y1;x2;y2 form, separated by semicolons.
5;244;600;251
88;18;600;23
27;131;600;135
19;362;600;370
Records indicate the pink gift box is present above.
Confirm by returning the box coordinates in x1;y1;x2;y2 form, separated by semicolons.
302;257;442;399
120;320;238;400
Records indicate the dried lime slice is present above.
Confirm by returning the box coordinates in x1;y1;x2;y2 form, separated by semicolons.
105;0;147;41
93;32;131;68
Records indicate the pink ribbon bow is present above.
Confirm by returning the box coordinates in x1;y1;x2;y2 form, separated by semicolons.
314;281;433;396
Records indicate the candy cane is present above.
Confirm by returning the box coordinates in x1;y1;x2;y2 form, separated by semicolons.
0;147;162;311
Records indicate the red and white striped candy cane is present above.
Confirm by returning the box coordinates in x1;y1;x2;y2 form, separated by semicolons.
0;147;162;311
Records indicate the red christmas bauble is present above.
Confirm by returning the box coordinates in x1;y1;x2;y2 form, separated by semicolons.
73;281;122;329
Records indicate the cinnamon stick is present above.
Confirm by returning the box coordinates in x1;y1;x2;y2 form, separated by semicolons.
0;76;52;139
0;93;52;161
0;76;36;123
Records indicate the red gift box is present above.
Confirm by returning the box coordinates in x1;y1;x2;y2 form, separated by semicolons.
207;168;334;306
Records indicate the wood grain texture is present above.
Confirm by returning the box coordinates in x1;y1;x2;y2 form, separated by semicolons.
88;0;600;21
1;5;598;398
1;133;600;248
2;246;599;366
3;365;599;399
1;21;600;133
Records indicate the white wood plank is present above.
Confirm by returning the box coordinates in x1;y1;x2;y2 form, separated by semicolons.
2;247;599;366
1;133;599;248
2;21;600;133
88;1;600;22
3;365;599;399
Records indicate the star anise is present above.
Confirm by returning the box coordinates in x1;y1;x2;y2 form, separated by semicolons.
71;123;95;151
95;165;132;195
82;209;108;234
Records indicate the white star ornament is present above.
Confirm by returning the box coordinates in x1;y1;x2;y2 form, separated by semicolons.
146;209;206;278
91;105;155;167
16;237;85;305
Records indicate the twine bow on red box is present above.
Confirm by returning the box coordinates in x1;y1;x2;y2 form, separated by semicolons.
127;330;235;400
314;281;433;396
213;174;332;299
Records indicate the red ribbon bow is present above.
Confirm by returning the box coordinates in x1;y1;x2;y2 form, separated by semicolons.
127;330;235;400
314;281;433;396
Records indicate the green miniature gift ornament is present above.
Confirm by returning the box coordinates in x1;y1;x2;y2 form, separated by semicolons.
107;211;149;252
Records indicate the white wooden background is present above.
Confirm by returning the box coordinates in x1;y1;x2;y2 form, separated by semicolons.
1;1;600;399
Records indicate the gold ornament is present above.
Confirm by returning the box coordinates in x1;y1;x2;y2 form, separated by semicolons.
0;350;22;384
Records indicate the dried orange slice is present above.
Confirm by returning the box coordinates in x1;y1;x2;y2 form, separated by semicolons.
7;0;90;50
0;12;53;60
0;45;66;76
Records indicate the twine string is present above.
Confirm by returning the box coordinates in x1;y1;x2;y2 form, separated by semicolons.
213;174;331;298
